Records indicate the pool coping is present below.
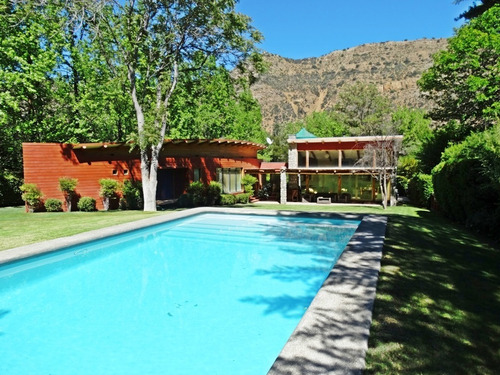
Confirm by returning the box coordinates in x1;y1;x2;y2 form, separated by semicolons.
1;207;386;374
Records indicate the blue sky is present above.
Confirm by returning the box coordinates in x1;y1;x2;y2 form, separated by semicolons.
236;0;470;59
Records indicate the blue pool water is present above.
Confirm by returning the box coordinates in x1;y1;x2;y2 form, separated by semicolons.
0;213;360;375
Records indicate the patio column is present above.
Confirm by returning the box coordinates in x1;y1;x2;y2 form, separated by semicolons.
280;166;287;205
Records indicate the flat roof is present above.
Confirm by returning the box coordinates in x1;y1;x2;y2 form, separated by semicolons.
288;135;404;144
72;138;265;150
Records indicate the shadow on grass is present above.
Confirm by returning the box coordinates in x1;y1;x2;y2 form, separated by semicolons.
365;210;500;374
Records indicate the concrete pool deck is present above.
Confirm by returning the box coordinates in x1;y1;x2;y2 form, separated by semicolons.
0;207;387;374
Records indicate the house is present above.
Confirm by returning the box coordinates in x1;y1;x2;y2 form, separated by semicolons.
22;139;264;210
278;129;403;204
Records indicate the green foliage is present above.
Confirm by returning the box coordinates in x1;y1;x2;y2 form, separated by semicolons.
0;172;23;207
187;181;206;207
99;178;119;211
398;155;421;179
169;55;265;144
235;193;251;204
77;197;97;212
392;107;432;156
44;198;63;212
334;82;392;135
121;180;143;210
419;5;500;131
0;1;135;189
220;194;237;205
302;111;348;138
59;177;78;195
20;183;43;208
241;174;258;195
206;181;222;206
185;181;223;207
432;125;500;235
408;174;434;208
457;0;498;20
418;120;470;174
99;179;119;198
397;155;421;196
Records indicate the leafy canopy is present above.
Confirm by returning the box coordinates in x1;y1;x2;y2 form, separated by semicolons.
419;5;500;131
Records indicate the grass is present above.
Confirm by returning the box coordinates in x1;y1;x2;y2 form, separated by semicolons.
1;203;499;373
0;206;165;251
364;210;500;374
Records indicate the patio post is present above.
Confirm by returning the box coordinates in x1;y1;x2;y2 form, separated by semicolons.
280;166;287;204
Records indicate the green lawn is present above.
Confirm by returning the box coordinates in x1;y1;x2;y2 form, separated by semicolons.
0;206;165;251
1;204;498;373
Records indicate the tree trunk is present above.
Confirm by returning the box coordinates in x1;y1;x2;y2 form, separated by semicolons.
102;196;110;211
141;146;160;212
65;196;72;212
380;171;388;210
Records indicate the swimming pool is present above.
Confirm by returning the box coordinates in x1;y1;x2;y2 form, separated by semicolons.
0;212;360;374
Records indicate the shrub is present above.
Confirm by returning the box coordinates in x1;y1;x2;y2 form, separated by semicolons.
206;181;222;206
242;174;258;196
408;174;434;208
432;125;500;236
235;193;251;204
221;194;236;205
77;197;97;212
176;193;193;208
122;180;143;210
99;179;120;211
187;181;205;206
0;173;23;207
20;183;43;211
45;198;63;212
59;177;78;212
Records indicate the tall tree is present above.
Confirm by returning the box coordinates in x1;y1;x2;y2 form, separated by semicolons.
455;0;499;20
78;0;262;211
168;54;265;143
334;82;392;136
419;5;500;132
391;107;432;156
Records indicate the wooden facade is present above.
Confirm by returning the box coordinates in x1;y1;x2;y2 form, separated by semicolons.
22;140;264;210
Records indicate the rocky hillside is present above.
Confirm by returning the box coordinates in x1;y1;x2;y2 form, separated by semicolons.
250;38;447;129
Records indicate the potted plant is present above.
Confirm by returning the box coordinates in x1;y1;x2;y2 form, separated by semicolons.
99;178;120;211
59;177;78;212
20;183;43;212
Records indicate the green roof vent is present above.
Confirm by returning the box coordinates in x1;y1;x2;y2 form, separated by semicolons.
295;128;317;139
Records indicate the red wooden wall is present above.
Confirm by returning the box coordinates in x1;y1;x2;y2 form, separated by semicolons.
22;142;262;210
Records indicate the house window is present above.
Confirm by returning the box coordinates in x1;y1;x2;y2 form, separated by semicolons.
112;169;118;175
193;168;201;182
123;169;129;175
217;168;242;194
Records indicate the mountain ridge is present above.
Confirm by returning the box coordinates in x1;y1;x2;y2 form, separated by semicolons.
249;38;447;129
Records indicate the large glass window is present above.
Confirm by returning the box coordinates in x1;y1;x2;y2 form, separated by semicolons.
340;175;373;201
217;168;242;194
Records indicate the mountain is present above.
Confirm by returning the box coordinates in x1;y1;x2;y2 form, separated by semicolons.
249;38;447;129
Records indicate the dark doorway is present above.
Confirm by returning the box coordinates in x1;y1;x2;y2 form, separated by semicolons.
156;169;188;200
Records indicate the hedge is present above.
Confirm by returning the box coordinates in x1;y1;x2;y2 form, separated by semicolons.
432;126;500;236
